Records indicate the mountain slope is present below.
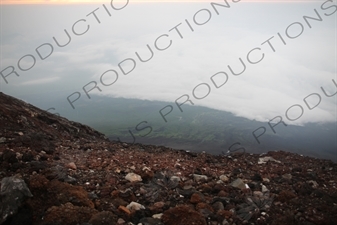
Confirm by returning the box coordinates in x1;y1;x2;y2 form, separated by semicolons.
0;92;107;144
0;92;337;225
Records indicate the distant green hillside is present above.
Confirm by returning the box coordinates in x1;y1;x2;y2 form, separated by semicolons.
48;96;336;161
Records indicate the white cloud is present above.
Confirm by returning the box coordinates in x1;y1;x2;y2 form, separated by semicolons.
18;76;60;86
1;1;336;126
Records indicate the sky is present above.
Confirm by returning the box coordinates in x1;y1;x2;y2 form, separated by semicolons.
0;0;326;4
0;0;336;126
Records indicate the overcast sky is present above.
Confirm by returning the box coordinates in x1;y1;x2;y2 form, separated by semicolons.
0;0;336;126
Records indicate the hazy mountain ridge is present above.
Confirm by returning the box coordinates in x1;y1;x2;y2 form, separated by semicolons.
43;95;336;161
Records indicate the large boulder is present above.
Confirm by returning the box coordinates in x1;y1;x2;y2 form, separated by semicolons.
0;176;33;224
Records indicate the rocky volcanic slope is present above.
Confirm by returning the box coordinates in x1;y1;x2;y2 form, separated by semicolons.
0;92;337;225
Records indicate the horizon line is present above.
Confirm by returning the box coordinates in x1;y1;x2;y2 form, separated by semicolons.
0;0;323;5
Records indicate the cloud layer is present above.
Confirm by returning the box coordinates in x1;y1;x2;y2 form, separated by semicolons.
1;1;336;126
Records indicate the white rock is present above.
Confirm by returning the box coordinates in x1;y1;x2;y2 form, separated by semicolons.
174;162;181;167
219;175;229;182
67;162;77;170
170;176;181;182
262;184;269;193
127;201;145;211
142;166;151;171
258;156;281;164
125;173;142;182
263;178;270;183
282;174;292;180
307;180;319;188
193;174;208;182
230;178;246;190
152;213;163;219
16;152;22;160
0;137;6;143
130;165;136;170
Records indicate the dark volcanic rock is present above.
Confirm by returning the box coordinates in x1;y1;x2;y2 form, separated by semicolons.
22;152;34;162
0;176;33;224
1;149;18;164
139;217;164;225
